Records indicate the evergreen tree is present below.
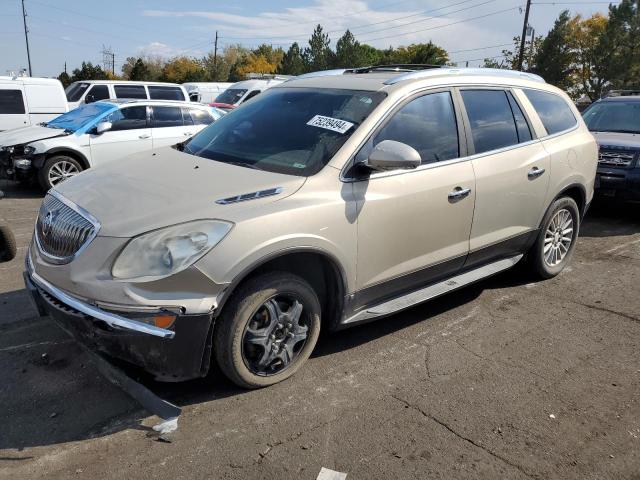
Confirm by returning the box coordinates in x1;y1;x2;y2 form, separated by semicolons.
532;11;576;91
128;58;150;80
303;25;333;71
279;43;306;75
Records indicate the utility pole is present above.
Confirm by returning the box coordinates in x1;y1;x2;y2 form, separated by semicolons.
111;52;115;75
21;0;32;76
517;0;532;71
213;30;219;78
528;27;536;69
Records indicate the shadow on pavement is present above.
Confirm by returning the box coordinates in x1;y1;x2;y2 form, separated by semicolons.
581;198;640;237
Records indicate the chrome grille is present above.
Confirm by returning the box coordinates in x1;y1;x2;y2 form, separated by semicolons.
598;150;635;167
35;193;98;264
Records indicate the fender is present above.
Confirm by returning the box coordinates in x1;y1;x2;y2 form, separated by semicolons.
34;147;90;170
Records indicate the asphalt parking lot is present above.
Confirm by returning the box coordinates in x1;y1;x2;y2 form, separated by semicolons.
0;181;638;480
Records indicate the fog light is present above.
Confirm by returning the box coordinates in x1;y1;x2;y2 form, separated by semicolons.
153;313;176;329
14;158;32;169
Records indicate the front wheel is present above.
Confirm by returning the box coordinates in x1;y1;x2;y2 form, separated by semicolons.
214;272;321;389
38;155;83;190
528;196;580;279
0;225;17;262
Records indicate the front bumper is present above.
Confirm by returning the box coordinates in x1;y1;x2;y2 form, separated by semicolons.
24;265;215;382
596;166;640;202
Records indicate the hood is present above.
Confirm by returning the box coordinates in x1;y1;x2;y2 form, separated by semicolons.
591;131;640;149
0;125;68;147
54;147;306;237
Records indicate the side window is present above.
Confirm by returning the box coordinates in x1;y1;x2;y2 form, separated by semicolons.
114;85;147;99
106;106;148;131
506;91;532;143
0;89;25;114
243;90;261;102
85;85;110;103
151;106;184;128
523;89;577;135
148;86;185;101
188;108;213;125
461;90;519;154
359;91;459;165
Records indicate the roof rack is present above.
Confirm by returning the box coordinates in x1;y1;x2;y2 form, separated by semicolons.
350;64;444;74
384;67;545;85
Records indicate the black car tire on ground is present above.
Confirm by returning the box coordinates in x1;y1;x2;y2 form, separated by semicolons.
529;196;580;279
214;272;322;389
38;155;83;190
0;225;17;262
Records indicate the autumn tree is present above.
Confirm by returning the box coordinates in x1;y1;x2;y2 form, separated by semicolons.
161;57;207;83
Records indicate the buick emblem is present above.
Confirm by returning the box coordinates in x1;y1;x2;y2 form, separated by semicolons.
42;210;57;237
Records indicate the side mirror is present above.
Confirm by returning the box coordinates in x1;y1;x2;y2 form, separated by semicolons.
363;140;421;171
95;121;112;135
85;94;95;104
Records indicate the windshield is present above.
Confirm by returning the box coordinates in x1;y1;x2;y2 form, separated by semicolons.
65;82;90;102
184;87;386;176
215;88;248;105
583;100;640;134
46;102;115;132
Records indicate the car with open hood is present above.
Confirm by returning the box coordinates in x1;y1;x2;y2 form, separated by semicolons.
0;99;223;189
24;66;597;388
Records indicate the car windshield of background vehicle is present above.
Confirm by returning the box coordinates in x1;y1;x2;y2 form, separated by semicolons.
46;103;115;132
215;88;248;104
184;88;386;176
65;82;90;102
582;101;640;134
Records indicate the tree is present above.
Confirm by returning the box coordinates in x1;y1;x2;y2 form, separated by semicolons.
405;42;449;65
304;24;333;71
161;56;207;83
235;54;278;78
532;11;576;90
204;44;251;81
482;35;543;71
70;62;107;82
57;71;71;88
572;13;610;100
605;0;640;89
279;42;306;75
127;58;150;80
335;30;367;68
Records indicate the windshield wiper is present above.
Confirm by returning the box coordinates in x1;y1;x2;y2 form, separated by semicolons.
223;160;260;170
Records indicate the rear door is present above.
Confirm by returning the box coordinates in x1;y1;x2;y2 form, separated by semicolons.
113;84;148;100
89;105;152;165
458;88;550;267
0;87;28;131
182;106;215;135
150;105;192;150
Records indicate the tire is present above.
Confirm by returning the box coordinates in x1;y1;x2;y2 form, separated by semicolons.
0;225;17;262
528;196;580;279
38;155;83;190
214;272;321;389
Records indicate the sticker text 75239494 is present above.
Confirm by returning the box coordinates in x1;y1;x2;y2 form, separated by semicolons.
306;115;354;134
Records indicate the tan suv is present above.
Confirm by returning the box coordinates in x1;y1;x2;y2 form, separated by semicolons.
24;67;598;388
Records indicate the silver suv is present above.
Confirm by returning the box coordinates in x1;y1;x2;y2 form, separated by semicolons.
24;67;598;388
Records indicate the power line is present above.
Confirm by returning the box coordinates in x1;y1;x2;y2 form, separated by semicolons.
449;42;513;53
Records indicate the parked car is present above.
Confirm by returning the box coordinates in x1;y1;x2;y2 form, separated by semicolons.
0;99;222;189
582;92;640;202
65;80;189;109
210;76;290;110
0;76;68;132
24;67;597;389
183;82;233;103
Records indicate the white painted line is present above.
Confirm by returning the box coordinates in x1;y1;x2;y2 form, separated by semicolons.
0;339;72;353
605;238;640;254
317;467;347;480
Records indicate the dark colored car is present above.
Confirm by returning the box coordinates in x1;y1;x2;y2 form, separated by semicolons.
583;95;640;202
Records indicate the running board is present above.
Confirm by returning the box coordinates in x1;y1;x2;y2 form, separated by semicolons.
343;254;523;325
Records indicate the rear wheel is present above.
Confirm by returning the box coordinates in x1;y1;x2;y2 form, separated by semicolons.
38;155;83;190
528;196;580;278
214;272;321;389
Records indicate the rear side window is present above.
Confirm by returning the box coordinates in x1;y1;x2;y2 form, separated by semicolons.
114;85;147;99
151;106;184;127
507;92;532;143
106;106;148;131
362;91;459;164
0;89;25;114
243;90;261;102
148;86;185;101
187;108;213;125
461;90;519;154
85;85;109;103
523;89;576;135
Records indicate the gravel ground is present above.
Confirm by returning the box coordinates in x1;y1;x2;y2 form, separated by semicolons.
0;181;638;480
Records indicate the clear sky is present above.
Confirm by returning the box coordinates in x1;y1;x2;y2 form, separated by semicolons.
1;0;612;78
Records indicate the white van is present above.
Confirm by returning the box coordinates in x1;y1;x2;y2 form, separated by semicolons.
0;76;68;132
210;76;291;110
183;82;232;103
65;81;189;109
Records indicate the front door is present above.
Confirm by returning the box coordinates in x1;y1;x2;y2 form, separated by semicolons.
89;105;152;166
458;88;550;266
352;90;476;309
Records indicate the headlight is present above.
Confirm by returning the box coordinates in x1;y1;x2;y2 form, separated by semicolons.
23;145;36;156
112;220;233;281
1;146;15;153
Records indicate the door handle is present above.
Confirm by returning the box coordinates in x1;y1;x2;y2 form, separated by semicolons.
528;167;545;179
448;187;472;202
139;133;151;139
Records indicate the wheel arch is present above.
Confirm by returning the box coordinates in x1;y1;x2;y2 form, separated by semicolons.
44;148;90;170
556;183;587;218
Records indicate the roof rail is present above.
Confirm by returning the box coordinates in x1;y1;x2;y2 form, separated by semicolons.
245;73;294;80
384;67;545;85
602;89;640;98
292;69;351;80
351;64;444;74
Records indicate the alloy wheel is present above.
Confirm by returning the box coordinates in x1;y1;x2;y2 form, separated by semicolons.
48;161;80;186
543;208;574;267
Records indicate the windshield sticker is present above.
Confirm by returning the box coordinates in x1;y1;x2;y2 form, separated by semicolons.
307;115;354;134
